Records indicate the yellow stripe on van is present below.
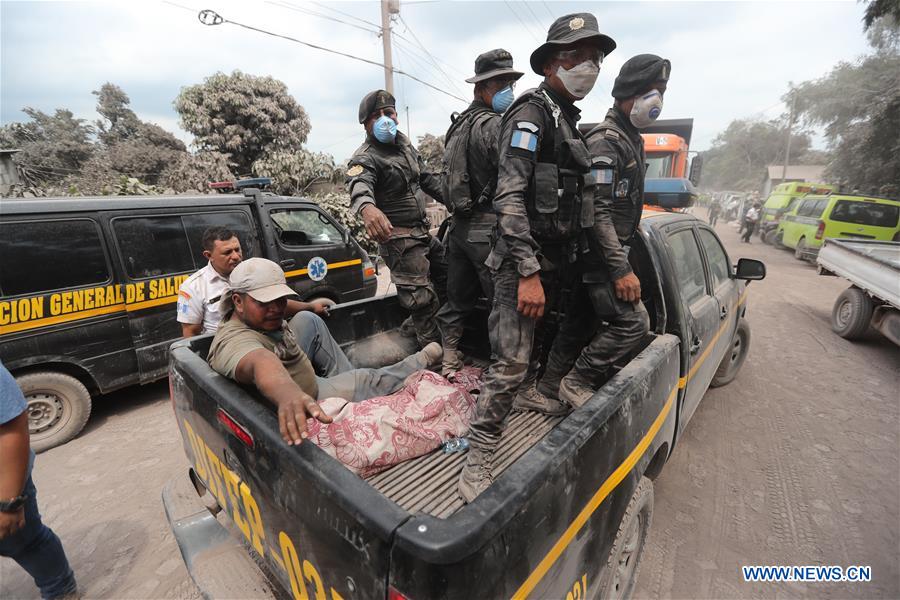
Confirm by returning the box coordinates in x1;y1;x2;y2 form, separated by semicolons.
0;303;127;335
284;258;362;279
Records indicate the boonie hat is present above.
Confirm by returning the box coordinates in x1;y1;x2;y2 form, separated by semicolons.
465;49;524;84
529;13;616;75
358;89;396;124
611;54;671;99
219;257;298;313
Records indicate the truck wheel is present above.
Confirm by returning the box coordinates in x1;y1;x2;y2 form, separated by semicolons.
17;372;92;453
773;231;785;249
596;477;653;600
831;287;874;340
794;237;807;260
711;320;751;388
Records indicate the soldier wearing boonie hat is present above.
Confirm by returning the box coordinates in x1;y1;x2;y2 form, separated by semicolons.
458;13;617;503
345;90;447;349
207;258;443;446
436;48;523;379
535;54;671;410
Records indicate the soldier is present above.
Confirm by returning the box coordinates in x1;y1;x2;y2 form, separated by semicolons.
437;49;524;377
458;13;616;502
533;54;670;409
346;90;446;348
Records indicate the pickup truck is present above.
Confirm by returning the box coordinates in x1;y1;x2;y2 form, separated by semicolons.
816;238;900;346
164;210;766;600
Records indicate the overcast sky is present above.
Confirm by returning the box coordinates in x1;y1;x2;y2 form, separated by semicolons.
1;0;873;164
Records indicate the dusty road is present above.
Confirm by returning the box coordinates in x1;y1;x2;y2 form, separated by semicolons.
2;222;898;599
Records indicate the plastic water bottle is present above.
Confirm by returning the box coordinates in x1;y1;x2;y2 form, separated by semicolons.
442;437;470;454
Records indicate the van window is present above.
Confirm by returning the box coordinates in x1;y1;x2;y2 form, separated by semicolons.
813;199;829;217
667;229;707;306
114;216;194;279
698;229;731;290
0;219;110;297
270;209;344;246
797;199;816;217
829;200;899;228
183;212;256;262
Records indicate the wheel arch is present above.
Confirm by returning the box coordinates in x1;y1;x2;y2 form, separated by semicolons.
643;442;670;481
10;359;100;396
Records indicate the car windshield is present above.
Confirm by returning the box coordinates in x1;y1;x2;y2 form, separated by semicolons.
829;200;899;228
645;154;673;178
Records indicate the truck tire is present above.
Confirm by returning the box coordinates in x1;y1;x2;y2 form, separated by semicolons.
794;237;807;260
831;287;874;340
596;476;653;600
710;319;751;388
17;371;92;453
773;230;785;249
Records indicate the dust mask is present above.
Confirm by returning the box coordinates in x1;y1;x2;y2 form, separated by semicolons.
629;90;664;128
373;115;398;143
555;60;599;100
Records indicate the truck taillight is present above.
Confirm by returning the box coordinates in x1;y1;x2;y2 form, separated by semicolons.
388;586;411;600
363;258;376;279
815;220;826;240
216;408;255;449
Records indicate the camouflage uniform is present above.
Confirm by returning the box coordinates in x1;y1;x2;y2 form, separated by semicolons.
347;128;446;347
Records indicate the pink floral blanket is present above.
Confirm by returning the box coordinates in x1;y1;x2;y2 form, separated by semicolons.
307;367;482;478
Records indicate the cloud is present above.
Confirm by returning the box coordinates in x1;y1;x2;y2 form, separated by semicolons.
1;0;873;162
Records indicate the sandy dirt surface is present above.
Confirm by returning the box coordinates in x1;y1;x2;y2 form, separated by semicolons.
2;221;897;599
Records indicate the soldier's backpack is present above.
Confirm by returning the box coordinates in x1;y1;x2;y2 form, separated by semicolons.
441;107;496;215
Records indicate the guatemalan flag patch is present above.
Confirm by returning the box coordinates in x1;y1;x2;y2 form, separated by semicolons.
510;129;538;152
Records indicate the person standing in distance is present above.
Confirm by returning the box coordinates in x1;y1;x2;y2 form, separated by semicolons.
534;55;669;409
346;91;447;348
437;49;523;377
458;13;616;502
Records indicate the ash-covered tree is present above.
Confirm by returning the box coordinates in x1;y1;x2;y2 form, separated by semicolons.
174;71;311;175
0;108;94;186
416;133;444;172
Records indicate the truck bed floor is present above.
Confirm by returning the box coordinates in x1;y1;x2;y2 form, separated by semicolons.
365;410;563;518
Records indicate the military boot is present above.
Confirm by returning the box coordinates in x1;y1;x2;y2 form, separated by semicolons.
513;383;571;416
558;371;596;408
458;442;495;503
442;348;464;379
399;315;416;338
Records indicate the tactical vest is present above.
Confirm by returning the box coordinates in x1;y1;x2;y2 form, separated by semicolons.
441;107;496;216
588;117;646;243
511;89;592;242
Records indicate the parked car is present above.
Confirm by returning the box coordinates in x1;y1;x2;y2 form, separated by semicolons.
0;183;376;451
164;209;766;600
759;182;835;243
776;193;900;260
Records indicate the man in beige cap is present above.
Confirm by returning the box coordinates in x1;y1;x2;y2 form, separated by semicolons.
207;258;442;445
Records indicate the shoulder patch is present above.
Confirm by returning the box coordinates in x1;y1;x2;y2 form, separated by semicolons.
591;165;614;185
603;129;620;141
510;129;538;152
516;121;539;133
593;155;614;165
347;164;364;177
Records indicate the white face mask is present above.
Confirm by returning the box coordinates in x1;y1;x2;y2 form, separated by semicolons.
555;60;599;100
630;90;664;128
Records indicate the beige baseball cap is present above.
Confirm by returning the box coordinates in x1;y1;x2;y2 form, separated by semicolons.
219;257;298;313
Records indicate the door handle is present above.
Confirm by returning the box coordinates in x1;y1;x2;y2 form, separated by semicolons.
280;258;296;268
720;305;728;320
689;335;702;355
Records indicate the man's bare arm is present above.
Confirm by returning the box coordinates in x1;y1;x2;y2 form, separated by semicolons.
181;323;203;338
0;412;29;539
233;348;332;445
285;299;330;319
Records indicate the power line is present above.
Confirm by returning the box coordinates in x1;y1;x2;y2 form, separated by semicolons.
391;35;464;97
540;1;556;21
196;10;467;103
503;0;541;43
309;0;382;31
391;28;469;79
395;14;467;98
521;1;547;33
267;1;380;35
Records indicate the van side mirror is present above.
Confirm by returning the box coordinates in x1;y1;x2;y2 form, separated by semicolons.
689;155;703;186
734;258;766;280
342;229;351;245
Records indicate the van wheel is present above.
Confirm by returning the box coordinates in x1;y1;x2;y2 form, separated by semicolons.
17;372;92;453
711;320;751;388
596;477;653;600
831;287;873;340
773;231;785;248
794;237;807;260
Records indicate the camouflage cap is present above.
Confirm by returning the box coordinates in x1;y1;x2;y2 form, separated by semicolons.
611;54;671;99
529;13;616;75
358;89;396;124
465;48;524;84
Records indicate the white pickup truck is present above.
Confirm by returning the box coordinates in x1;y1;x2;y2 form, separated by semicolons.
817;238;900;345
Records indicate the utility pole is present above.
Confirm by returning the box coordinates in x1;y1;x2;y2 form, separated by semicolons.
380;0;399;94
781;84;796;183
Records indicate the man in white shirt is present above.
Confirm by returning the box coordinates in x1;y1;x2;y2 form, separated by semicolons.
741;202;761;243
178;227;351;376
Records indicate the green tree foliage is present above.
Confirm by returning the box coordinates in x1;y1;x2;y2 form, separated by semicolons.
699;119;817;190
174;71;311;175
416;133;444;172
791;15;900;194
0;108;94;185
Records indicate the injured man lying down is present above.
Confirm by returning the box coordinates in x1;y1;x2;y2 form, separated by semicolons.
207;258;482;477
